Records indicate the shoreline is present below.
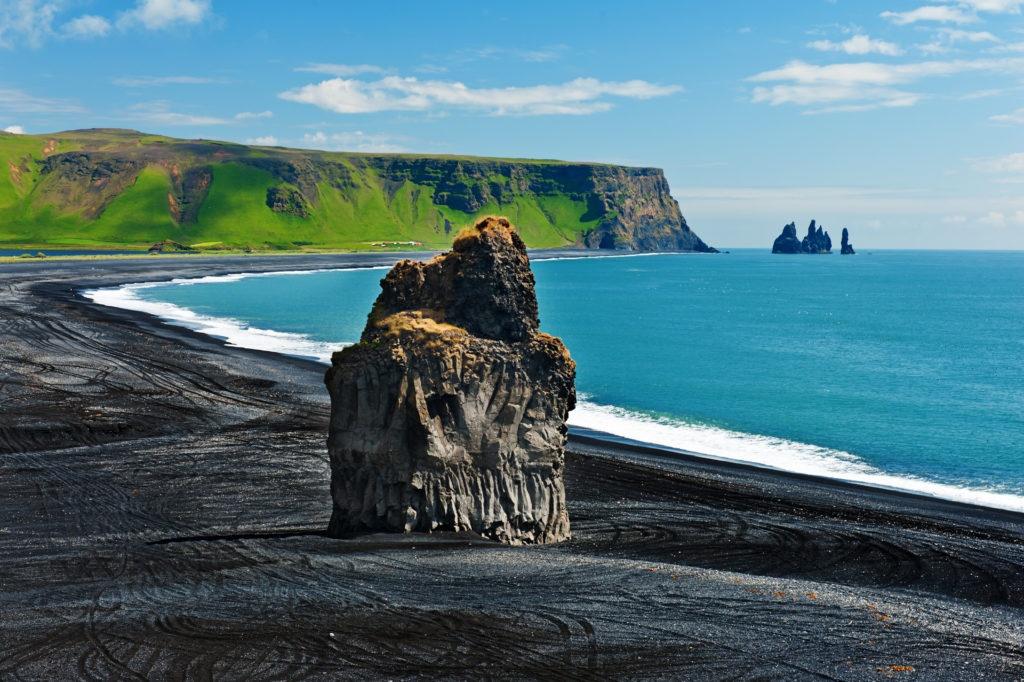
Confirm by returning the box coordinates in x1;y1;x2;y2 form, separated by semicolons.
80;254;1024;517
3;254;1024;678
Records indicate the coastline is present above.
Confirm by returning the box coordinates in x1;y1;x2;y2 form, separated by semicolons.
2;254;1024;678
82;254;1024;516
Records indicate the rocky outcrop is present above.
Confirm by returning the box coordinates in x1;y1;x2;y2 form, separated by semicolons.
37;152;144;219
841;228;855;255
772;222;802;254
265;186;309;217
324;216;575;544
772;220;832;254
802;221;832;253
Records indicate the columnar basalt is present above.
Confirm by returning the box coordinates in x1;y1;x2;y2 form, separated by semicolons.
324;216;575;544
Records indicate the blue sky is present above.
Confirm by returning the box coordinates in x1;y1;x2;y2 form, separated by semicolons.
1;0;1023;248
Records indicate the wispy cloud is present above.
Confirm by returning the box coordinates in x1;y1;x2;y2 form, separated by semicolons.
808;34;904;56
0;0;60;48
972;151;1024;173
0;87;85;113
128;100;227;125
748;57;1024;113
938;28;1001;42
117;0;212;30
245;135;279;146
113;75;221;87
882;6;977;25
0;0;213;47
882;0;1024;26
294;63;388;77
956;0;1023;12
61;14;111;39
991;107;1024;123
280;75;681;116
234;110;273;120
300;130;409;153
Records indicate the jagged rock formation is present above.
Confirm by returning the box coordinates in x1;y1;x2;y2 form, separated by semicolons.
772;220;832;254
772;222;802;253
841;228;856;255
324;216;576;544
802;220;832;253
2;128;715;252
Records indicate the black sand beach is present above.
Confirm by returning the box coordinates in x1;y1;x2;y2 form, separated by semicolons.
1;255;1023;680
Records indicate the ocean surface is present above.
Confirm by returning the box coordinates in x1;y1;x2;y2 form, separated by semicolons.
88;250;1024;512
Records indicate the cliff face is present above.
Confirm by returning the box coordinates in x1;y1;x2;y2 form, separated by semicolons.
0;129;713;252
324;217;575;544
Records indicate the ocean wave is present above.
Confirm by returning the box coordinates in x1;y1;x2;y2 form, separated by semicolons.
570;400;1024;513
85;281;349;363
86;271;1024;515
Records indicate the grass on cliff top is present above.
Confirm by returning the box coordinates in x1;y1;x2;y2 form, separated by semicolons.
0;129;614;251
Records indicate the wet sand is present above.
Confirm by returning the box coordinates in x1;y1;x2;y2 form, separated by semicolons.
1;255;1023;680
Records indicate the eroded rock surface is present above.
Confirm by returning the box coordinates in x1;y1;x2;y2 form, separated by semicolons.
324;216;575;544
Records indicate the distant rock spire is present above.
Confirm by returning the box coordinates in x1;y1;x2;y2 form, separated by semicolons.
841;227;856;255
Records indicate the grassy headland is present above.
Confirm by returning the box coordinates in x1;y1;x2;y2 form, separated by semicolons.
0;128;712;254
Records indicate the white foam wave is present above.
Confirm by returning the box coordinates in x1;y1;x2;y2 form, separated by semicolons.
570;400;1024;513
85;280;350;363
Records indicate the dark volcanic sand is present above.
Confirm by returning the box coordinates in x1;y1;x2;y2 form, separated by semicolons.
1;255;1022;680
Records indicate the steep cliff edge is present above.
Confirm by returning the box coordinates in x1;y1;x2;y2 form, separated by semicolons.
0;129;714;252
324;216;575;544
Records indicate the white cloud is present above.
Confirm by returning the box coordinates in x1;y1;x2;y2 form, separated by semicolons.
235;110;273;120
993;41;1024;52
62;14;111;39
113;75;219;86
0;0;59;48
300;130;409;153
881;6;977;24
0;87;84;113
245;135;278;146
956;0;1023;11
980;211;1009;226
295;63;387;77
3;124;25;134
280;75;681;116
973;151;1024;173
748;57;1024;112
117;0;211;30
938;28;1000;42
808;35;903;56
991;107;1024;123
942;214;969;223
128;101;227;125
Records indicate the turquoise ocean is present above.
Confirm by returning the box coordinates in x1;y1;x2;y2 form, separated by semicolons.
88;250;1024;512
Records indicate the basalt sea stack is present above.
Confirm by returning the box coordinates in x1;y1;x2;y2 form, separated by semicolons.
324;217;576;544
772;219;832;254
841;228;856;255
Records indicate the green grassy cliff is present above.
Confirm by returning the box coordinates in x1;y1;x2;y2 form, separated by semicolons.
0;128;713;252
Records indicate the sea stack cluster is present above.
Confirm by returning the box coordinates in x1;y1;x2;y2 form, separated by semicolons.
771;220;850;254
324;216;576;544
